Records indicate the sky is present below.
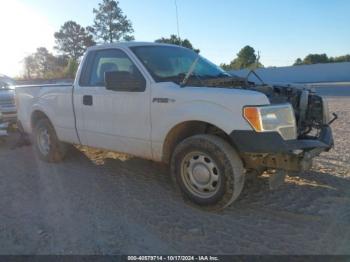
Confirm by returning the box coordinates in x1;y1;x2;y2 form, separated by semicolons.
0;0;349;77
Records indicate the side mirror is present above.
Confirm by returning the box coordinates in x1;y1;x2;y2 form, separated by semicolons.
105;71;145;92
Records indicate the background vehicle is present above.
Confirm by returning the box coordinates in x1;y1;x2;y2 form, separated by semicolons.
0;75;17;124
0;111;8;137
15;42;334;210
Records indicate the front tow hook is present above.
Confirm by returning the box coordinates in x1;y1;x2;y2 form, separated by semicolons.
328;113;338;125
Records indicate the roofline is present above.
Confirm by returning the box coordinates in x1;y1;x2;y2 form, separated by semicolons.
86;41;190;51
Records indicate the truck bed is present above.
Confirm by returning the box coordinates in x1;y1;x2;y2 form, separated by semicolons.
15;84;78;143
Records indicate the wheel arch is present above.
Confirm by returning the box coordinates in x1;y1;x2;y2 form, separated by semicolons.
161;120;236;163
31;110;52;130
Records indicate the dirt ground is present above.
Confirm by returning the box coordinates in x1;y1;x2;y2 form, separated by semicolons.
0;97;349;255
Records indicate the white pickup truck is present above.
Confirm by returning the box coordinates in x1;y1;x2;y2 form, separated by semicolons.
16;42;334;209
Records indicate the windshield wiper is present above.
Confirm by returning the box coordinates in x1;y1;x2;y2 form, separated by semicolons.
180;55;200;87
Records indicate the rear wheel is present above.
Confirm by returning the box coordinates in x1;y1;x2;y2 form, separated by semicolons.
171;134;245;210
33;118;68;163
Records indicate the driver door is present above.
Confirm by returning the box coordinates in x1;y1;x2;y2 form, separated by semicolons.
74;48;152;159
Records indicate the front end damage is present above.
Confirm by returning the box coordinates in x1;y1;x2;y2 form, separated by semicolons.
229;83;335;167
192;76;336;186
229;82;336;188
232;125;333;172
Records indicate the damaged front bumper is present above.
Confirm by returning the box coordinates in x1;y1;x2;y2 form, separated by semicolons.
230;125;333;172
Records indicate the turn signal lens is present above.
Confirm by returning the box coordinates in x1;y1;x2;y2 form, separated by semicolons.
243;107;262;131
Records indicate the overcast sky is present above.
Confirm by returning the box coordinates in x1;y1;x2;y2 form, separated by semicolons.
1;0;349;77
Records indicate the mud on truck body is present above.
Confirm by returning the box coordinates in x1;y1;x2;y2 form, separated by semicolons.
15;42;335;210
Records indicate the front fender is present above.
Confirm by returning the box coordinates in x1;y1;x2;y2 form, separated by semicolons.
152;100;253;144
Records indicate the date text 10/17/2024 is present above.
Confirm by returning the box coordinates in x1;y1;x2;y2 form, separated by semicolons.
127;256;219;261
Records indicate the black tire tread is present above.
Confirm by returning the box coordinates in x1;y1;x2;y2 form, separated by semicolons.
33;118;68;163
171;134;245;211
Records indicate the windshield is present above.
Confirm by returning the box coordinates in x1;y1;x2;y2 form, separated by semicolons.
131;45;230;84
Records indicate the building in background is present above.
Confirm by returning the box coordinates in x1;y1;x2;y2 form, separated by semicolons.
229;62;350;84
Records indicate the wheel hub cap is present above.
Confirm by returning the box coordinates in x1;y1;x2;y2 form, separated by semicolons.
192;164;211;184
181;152;221;198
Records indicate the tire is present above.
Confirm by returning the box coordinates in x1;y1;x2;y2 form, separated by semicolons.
171;134;245;210
33;118;68;163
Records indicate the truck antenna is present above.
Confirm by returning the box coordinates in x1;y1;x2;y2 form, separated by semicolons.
174;0;181;38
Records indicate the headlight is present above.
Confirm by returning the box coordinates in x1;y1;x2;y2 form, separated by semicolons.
243;104;297;140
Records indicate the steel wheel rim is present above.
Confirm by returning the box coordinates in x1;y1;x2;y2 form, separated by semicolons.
37;127;51;155
180;151;221;198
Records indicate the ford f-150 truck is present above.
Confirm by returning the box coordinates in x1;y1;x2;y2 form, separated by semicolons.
15;42;334;210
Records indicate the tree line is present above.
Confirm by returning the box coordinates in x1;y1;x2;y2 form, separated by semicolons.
22;0;350;79
294;54;350;66
23;0;134;79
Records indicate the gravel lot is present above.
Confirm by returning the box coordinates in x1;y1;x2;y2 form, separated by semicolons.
0;97;349;255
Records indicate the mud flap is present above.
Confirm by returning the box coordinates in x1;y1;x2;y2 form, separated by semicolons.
269;170;287;190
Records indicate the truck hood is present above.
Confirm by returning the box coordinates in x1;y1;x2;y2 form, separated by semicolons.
153;81;271;114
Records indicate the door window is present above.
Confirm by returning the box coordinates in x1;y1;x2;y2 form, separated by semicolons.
80;49;146;91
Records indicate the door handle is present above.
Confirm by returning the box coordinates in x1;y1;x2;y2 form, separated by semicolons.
83;95;93;106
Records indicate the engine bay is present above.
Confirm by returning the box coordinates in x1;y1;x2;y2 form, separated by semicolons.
250;83;327;139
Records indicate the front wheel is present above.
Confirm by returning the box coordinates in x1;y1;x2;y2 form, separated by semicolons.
171;134;245;210
33;118;68;163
